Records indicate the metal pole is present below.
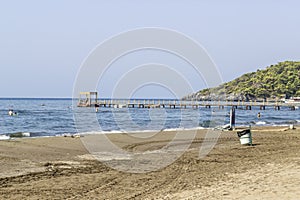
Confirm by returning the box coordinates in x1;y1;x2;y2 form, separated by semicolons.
230;107;236;130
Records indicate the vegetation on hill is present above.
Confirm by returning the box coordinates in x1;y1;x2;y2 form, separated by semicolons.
185;61;300;101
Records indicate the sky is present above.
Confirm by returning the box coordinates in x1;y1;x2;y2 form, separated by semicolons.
0;0;300;98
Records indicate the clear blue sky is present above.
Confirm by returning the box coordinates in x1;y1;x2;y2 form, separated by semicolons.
1;0;299;98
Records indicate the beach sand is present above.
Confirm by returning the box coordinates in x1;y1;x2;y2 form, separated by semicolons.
0;126;299;199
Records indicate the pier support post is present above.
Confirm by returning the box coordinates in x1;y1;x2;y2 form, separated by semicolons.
218;105;224;109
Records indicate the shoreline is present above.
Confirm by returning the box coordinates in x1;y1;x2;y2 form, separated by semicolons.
0;126;299;199
1;124;299;140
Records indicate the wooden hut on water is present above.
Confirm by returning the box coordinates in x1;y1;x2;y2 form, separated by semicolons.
77;92;98;107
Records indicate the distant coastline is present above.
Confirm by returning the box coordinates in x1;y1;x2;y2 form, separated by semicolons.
184;61;300;101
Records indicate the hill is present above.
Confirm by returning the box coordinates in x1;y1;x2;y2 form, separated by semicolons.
184;61;300;101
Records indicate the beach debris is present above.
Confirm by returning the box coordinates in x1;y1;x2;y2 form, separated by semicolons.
214;108;235;131
44;161;82;173
71;134;81;138
22;132;31;137
214;124;231;131
10;132;30;138
63;133;81;138
0;135;10;140
44;162;56;172
222;124;231;130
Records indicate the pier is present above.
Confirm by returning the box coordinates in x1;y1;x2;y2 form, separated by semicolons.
77;92;299;110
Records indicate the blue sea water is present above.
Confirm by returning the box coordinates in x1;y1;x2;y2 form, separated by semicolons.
0;98;299;137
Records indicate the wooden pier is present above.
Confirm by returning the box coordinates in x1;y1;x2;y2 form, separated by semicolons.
77;92;299;110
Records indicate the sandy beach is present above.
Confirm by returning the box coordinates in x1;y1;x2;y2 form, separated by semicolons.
0;126;299;199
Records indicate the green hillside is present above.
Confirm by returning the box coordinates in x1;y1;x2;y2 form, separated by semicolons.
186;61;300;101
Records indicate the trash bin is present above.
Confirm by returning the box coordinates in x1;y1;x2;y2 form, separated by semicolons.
237;129;252;145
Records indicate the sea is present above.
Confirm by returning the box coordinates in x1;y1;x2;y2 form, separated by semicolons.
0;98;299;138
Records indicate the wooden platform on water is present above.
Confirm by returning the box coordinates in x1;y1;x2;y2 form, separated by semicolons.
77;92;299;110
77;99;299;110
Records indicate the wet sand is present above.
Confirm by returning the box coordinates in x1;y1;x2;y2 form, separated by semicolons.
0;126;299;199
